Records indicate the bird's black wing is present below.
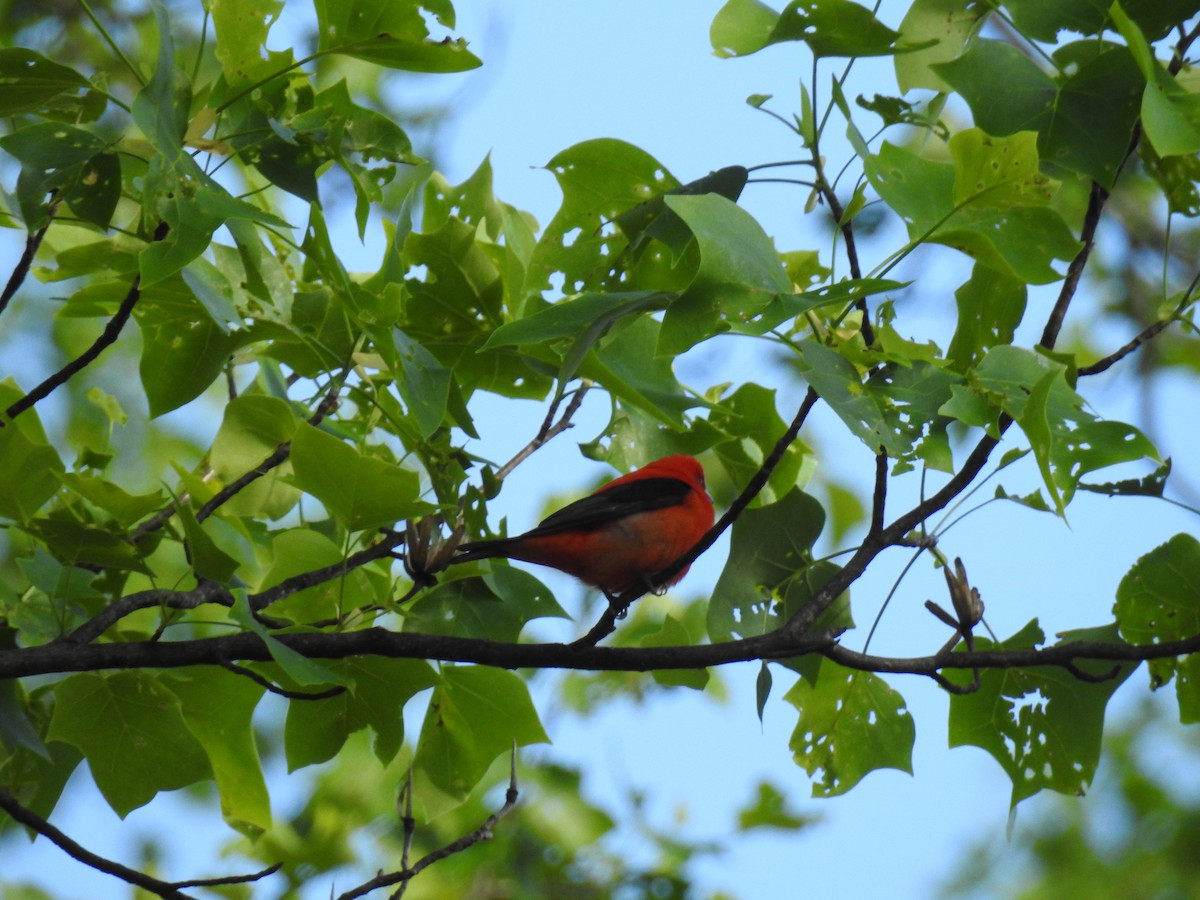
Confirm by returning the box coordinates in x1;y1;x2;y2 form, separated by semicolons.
523;476;691;537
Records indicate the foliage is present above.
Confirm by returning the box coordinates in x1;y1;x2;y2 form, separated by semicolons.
940;698;1200;900
0;0;1198;896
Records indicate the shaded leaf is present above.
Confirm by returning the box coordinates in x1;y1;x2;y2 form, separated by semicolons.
785;660;914;797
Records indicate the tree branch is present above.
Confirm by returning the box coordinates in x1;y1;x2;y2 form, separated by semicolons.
65;531;405;643
5;618;1192;683
4;222;168;424
1039;181;1108;351
495;382;590;482
133;366;349;540
0;213;54;318
1078;315;1181;377
336;752;520;900
0;788;200;900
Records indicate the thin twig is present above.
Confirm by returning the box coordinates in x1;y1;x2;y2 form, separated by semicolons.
134;369;348;540
0;788;196;900
64;583;230;645
494;383;591;482
218;659;347;700
1039;181;1108;350
336;749;520;900
169;863;283;889
66;531;405;643
1079;317;1178;377
3;223;167;424
1;214;55;318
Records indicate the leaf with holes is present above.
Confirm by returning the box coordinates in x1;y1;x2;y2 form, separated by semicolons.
784;659;914;797
947;620;1136;808
1114;533;1200;718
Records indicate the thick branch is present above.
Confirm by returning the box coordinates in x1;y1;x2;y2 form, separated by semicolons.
3;622;1193;682
4;627;827;679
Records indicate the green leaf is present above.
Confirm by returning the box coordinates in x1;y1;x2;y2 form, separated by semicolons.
255;529;366;623
711;0;781;58
284;657;437;770
894;0;985;93
0;122;120;229
935;39;1143;186
585;316;699;426
139;155;288;287
176;503;241;582
0;48;91;116
289;423;435;531
934;39;1057;135
784;660;914;797
946;263;1028;372
1114;533;1200;717
708;489;828;642
642;615;709;689
130;0;190;154
0;678;49;759
713;0;902;59
707;382;812;502
314;0;481;72
657;193;790;355
47;672;211;817
948;620;1136;808
27;519;150;575
413;666;549;811
166;668;271;835
209;395;300;519
486;290;667;362
738;781;818;831
392;330;453;439
0;724;83;822
405;566;569;642
1002;0;1108;40
230;592;356;689
1079;458;1171;498
863;141;1080;284
180;257;243;333
57;475;166;529
1112;4;1200;157
132;278;247;416
530;139;680;294
769;0;902;58
950;130;1059;209
950;346;1160;514
756;662;773;724
210;0;285;85
0;381;64;522
793;342;909;456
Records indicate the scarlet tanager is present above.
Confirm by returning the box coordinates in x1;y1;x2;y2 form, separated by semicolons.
452;455;713;595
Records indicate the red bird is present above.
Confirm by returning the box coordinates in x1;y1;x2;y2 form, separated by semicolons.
453;455;714;596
